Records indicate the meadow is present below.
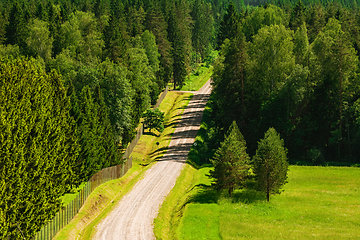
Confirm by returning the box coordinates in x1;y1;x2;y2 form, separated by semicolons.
156;164;360;240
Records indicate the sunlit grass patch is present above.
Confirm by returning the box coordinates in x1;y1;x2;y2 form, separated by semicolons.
179;166;360;240
181;65;213;91
131;92;193;166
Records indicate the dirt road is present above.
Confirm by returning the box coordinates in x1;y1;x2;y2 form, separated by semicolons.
94;80;211;240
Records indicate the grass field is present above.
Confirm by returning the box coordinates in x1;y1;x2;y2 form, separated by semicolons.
156;163;360;240
53;91;192;240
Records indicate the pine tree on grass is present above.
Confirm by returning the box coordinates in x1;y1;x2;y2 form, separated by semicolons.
253;127;289;202
209;121;250;197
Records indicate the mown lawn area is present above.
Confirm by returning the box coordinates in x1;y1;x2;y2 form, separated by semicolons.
173;165;360;240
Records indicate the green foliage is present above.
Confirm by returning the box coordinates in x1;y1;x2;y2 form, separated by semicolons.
209;121;250;197
0;57;79;239
253;128;289;202
143;108;165;133
217;1;239;47
26;19;53;61
241;5;287;42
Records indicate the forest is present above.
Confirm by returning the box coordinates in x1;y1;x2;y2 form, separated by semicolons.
1;0;360;238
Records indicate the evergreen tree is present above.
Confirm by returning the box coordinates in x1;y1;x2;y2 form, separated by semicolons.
0;58;79;239
5;3;27;51
145;3;173;86
168;2;190;89
191;0;215;60
253;128;289;202
217;1;238;47
289;0;306;31
209;121;250;197
103;0;129;63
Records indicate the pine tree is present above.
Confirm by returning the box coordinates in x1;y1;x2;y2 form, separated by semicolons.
209;121;250;197
253;128;289;202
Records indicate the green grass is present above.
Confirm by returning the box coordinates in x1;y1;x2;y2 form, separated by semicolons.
132;92;193;166
168;65;213;91
156;164;360;240
53;91;192;240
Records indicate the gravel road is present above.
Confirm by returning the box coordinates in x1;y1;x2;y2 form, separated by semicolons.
94;80;211;240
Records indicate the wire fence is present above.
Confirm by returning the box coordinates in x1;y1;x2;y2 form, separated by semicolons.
32;158;132;240
153;86;168;109
31;86;169;240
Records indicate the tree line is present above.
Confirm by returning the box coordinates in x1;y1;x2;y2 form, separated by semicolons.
210;1;360;168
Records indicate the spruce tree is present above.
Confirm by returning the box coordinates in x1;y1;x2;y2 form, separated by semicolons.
253;128;289;202
209;121;250;197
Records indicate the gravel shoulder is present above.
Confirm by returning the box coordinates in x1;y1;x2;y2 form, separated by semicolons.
94;80;211;240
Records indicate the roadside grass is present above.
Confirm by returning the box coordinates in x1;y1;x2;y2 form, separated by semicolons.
53;91;192;240
168;64;213;91
132;92;193;166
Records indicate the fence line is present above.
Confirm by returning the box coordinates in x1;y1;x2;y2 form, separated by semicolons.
154;85;168;109
32;86;168;240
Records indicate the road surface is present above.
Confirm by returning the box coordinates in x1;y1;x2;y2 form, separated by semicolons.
95;80;211;240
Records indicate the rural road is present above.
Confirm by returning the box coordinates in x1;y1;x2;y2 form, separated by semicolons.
94;80;211;240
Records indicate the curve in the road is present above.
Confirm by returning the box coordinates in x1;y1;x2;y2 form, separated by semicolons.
94;80;211;240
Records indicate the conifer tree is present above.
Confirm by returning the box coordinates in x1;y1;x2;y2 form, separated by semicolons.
253;128;289;202
209;121;250;197
145;3;173;85
0;58;79;239
217;1;238;47
5;3;27;51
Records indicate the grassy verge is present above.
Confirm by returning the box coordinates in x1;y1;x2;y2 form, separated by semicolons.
53;91;192;240
168;64;213;91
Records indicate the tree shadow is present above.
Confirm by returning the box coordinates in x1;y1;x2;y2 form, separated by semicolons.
143;131;158;137
231;189;266;204
186;183;220;204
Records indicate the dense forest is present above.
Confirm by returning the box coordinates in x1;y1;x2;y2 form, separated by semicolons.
1;0;360;238
210;0;360;166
